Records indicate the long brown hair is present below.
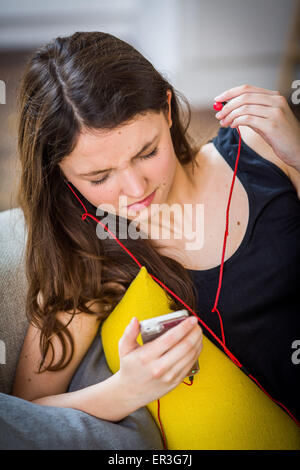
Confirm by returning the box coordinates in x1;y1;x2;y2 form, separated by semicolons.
17;31;201;373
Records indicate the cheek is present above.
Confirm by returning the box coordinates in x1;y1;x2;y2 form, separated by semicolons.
80;183;115;210
155;149;177;186
81;150;175;208
153;148;175;178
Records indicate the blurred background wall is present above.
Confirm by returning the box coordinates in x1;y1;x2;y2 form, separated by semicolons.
0;0;299;211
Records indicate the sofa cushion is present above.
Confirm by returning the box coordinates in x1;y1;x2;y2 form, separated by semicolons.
0;208;29;394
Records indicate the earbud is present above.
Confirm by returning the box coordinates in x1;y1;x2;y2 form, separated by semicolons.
213;101;227;111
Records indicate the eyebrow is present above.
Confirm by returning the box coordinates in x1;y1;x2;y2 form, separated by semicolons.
78;134;159;177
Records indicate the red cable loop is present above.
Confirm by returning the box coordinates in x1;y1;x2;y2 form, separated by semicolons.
66;125;300;450
157;398;168;450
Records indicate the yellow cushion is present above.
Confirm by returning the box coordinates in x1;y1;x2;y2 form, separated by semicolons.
101;266;300;450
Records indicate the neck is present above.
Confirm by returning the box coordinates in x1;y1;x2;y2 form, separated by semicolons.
167;158;197;207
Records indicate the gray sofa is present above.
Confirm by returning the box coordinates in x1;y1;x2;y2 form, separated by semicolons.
0;207;163;450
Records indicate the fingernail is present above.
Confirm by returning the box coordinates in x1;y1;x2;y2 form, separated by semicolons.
127;317;135;329
190;316;198;324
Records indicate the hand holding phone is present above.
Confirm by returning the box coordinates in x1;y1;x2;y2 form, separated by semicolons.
139;310;200;378
116;310;203;410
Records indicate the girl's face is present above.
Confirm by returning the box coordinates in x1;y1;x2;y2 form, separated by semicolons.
59;90;179;222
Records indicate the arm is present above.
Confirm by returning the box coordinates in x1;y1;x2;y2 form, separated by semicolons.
214;84;300;200
12;297;102;400
11;296;139;421
31;369;138;422
238;125;300;200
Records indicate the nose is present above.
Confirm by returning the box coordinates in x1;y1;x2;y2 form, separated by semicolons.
120;167;148;201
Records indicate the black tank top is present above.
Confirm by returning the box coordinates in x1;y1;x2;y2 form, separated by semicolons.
187;126;300;422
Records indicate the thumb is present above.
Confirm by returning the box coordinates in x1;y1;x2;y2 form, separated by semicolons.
118;317;141;358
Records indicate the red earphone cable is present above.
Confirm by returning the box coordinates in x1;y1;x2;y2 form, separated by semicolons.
210;125;242;346
66;123;300;450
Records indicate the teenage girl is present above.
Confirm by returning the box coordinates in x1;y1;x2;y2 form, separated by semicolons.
12;31;300;424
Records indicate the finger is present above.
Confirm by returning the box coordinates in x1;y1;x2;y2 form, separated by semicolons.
219;104;272;126
172;345;202;381
216;93;281;121
160;338;202;384
118;317;141;357
150;324;203;378
228;115;272;136
141;316;199;361
214;84;280;102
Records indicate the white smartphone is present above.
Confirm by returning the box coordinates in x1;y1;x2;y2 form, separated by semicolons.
139;309;200;378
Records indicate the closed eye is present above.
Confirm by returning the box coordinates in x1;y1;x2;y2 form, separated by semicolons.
90;147;159;186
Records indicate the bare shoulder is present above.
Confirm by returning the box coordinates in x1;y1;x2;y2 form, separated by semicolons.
192;140;219;172
191;139;228;183
192;126;291;177
192;127;299;197
190;125;300;203
194;126;290;177
12;293;102;401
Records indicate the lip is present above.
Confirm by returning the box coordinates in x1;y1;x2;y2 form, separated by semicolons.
127;189;156;210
